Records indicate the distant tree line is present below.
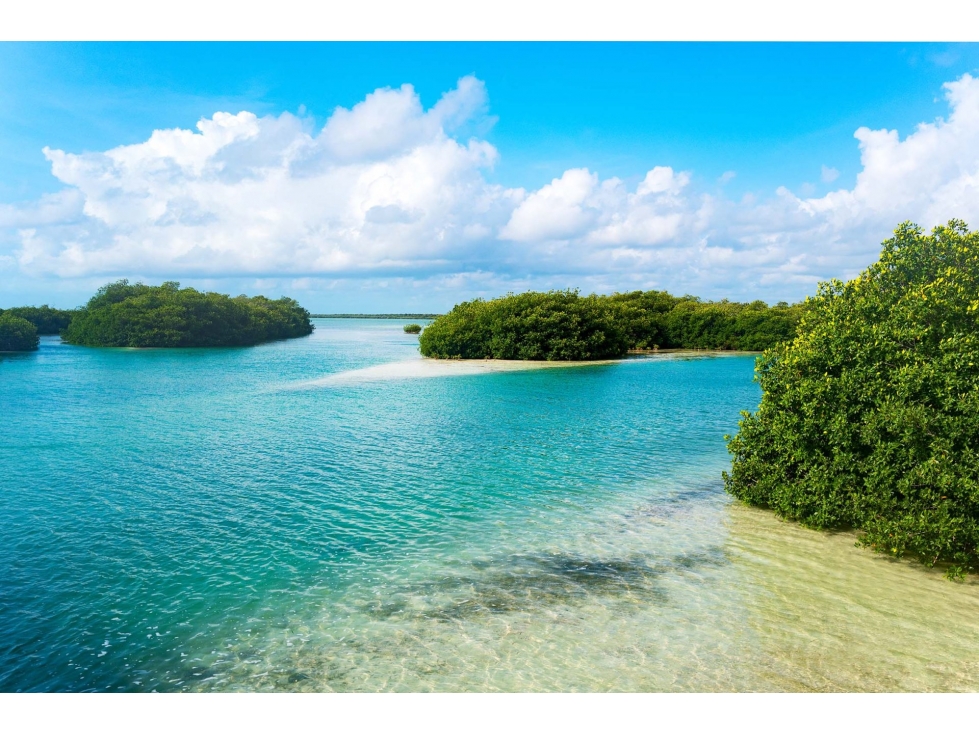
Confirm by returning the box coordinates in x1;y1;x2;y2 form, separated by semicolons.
61;280;314;347
0;305;76;334
418;290;805;360
0;305;77;349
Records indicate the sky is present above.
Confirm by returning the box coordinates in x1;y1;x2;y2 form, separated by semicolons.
2;42;979;311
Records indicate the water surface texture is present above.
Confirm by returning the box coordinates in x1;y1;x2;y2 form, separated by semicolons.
2;319;977;691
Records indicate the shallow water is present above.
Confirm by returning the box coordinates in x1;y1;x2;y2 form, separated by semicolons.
2;319;977;692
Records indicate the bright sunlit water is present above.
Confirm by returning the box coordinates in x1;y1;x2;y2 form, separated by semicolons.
2;319;978;692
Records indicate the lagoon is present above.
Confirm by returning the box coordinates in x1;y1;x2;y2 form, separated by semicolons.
2;318;977;691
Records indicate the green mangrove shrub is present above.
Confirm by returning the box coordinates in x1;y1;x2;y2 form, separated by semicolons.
0;305;75;334
725;220;979;577
62;280;314;348
419;290;630;360
403;323;422;334
663;298;801;351
419;289;805;360
0;313;40;351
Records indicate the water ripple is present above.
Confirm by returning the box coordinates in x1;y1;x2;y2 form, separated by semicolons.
2;321;978;692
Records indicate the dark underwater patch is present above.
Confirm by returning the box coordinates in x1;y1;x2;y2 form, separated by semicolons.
359;546;729;623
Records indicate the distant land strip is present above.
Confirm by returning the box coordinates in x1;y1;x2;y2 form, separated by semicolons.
310;313;440;319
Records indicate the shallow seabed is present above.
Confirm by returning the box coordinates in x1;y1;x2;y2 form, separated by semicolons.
200;503;979;693
2;319;977;692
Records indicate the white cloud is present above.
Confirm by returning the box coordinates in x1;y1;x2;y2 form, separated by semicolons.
4;73;979;307
319;75;488;162
785;74;979;238
820;165;840;183
637;166;690;196
499;168;597;242
717;170;736;185
10;76;513;280
500;166;693;248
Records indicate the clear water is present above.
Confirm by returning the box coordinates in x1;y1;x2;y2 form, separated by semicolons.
2;319;977;692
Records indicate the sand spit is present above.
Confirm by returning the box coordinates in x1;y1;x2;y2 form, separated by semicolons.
300;357;614;386
294;351;748;388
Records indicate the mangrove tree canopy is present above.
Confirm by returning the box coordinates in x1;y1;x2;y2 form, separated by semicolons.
62;280;314;348
418;290;803;360
0;313;40;351
419;290;631;360
724;220;979;577
0;305;75;334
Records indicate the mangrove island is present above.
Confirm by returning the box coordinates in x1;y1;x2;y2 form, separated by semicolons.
418;289;804;360
61;280;314;348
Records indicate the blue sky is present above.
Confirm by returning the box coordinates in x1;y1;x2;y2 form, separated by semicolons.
2;42;979;310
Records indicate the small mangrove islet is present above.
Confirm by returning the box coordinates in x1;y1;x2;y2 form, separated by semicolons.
60;280;314;348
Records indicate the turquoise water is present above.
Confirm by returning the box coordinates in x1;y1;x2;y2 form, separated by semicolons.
2;319;978;692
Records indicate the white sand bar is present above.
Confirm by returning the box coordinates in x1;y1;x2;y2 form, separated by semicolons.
304;357;617;386
296;351;747;388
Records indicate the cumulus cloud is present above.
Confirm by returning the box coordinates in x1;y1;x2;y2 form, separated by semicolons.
319;75;489;162
802;74;979;229
499;165;693;247
500;169;599;242
820;165;839;183
11;76;515;280
4;73;979;305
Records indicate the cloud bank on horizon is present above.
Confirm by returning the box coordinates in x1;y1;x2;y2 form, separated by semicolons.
3;72;979;305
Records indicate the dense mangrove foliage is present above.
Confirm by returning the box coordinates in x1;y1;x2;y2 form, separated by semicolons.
608;291;803;351
62;281;314;348
0;314;40;352
0;313;40;351
418;289;804;360
725;220;979;577
0;305;75;334
419;291;630;360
